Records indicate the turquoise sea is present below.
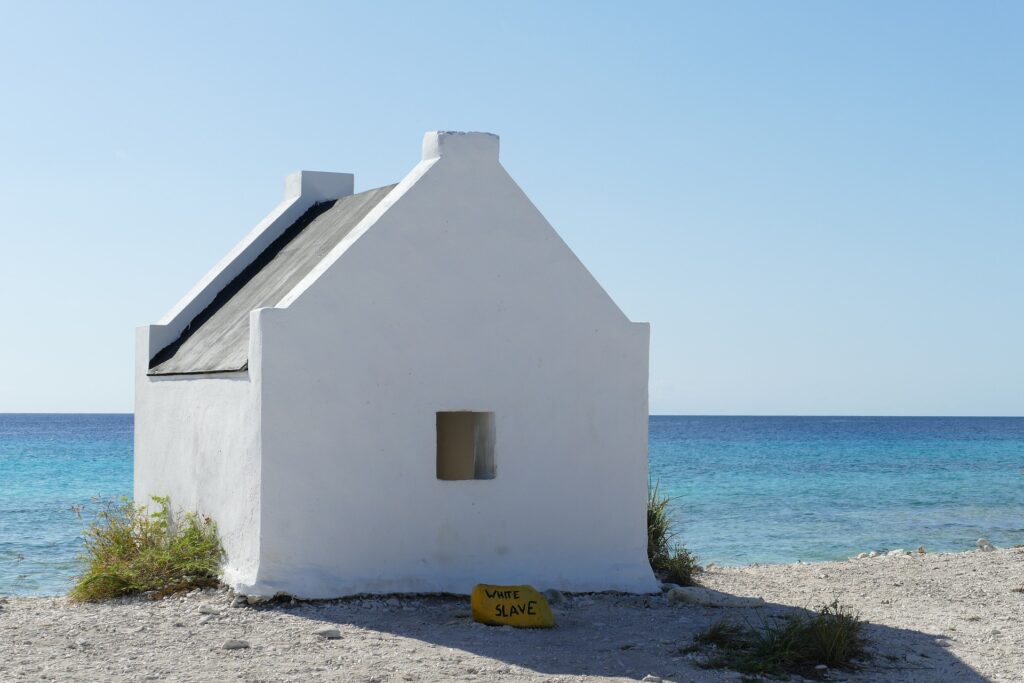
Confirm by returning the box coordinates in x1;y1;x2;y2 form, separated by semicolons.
1;414;1022;596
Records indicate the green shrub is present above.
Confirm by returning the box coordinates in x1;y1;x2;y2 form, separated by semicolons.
648;479;698;585
689;599;867;677
70;496;224;602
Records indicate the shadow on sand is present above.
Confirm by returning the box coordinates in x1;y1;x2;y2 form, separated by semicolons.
264;587;990;682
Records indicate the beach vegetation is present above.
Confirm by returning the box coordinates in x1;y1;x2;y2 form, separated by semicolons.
647;479;673;561
648;479;699;585
685;619;748;651
70;496;224;602
686;599;866;678
658;546;699;586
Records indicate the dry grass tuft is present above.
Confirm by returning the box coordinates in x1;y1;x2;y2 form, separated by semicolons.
689;600;867;678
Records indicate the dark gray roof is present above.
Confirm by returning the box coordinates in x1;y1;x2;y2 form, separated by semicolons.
149;184;397;375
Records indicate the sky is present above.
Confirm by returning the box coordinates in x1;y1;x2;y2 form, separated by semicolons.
0;2;1021;415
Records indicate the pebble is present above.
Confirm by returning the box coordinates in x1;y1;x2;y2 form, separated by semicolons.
977;539;996;552
246;595;270;605
868;551;880;558
222;639;249;650
198;605;221;615
231;595;248;607
198;615;214;625
641;676;662;682
888;549;909;556
314;627;341;640
815;664;828;670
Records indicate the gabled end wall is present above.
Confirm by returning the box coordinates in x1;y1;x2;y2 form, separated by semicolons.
244;132;656;597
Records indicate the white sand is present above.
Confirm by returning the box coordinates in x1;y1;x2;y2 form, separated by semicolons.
1;548;1020;682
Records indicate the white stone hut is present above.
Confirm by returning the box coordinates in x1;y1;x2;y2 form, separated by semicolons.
135;131;656;598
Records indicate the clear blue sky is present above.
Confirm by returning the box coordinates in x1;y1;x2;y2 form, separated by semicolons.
0;2;1021;415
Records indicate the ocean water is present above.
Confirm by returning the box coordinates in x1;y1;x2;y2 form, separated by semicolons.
0;414;133;596
651;416;1024;566
1;414;1022;596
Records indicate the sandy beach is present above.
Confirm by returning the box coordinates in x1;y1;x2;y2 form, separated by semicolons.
1;547;1020;682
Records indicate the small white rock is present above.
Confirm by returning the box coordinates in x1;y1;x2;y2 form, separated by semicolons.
198;615;213;625
231;595;247;607
198;605;221;615
977;539;996;552
887;549;908;556
868;551;880;558
856;552;869;559
222;639;249;650
666;586;764;608
815;664;829;670
641;676;663;682
314;627;341;640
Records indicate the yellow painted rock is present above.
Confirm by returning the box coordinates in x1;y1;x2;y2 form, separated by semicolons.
471;584;555;628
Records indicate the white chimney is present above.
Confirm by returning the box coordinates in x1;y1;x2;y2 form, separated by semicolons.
284;170;355;202
421;131;500;162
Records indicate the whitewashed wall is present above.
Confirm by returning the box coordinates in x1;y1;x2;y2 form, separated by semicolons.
133;326;262;587
242;132;656;597
134;172;354;588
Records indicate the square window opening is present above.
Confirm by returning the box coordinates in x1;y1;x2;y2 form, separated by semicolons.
436;411;495;480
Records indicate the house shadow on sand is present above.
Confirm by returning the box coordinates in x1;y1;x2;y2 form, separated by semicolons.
273;586;990;682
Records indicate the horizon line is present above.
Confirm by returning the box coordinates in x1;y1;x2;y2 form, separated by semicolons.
1;412;1022;419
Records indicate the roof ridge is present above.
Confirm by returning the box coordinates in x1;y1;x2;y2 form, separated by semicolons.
148;184;397;375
